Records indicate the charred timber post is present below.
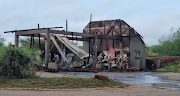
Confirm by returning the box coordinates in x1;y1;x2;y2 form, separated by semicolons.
66;19;68;31
93;34;98;67
38;24;41;50
14;32;19;47
30;35;33;48
128;28;131;67
60;41;64;64
88;38;91;58
32;34;34;46
45;29;50;68
89;14;92;63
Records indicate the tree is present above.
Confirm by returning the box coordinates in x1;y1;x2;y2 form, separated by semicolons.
0;47;37;79
157;27;180;56
0;35;5;47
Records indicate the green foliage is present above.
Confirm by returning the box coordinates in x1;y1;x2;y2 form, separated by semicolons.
119;82;129;86
146;47;160;56
147;28;180;56
72;41;83;49
19;37;61;60
156;62;180;72
59;85;67;88
0;35;5;47
0;47;38;79
0;84;7;88
20;38;45;49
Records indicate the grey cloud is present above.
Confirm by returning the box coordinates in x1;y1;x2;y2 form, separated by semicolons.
0;0;180;46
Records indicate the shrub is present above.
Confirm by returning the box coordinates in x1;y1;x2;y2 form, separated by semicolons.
156;62;180;72
0;47;38;79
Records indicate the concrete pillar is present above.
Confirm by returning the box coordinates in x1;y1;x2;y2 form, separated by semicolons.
45;29;50;67
15;32;19;48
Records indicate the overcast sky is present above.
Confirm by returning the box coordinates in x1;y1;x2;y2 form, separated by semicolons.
0;0;180;46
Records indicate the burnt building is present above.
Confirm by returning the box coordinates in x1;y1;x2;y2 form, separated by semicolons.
83;19;146;69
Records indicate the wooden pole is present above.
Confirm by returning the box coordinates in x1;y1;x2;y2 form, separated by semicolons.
45;29;50;67
38;24;41;50
15;32;19;48
93;34;97;67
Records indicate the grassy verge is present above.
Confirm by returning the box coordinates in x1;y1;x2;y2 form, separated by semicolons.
156;62;180;72
0;77;129;89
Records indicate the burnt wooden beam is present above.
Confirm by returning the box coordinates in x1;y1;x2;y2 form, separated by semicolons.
16;29;48;35
97;35;121;40
4;27;63;33
93;34;97;68
66;37;89;41
14;32;19;47
51;35;69;63
45;29;50;67
21;34;45;37
50;30;95;37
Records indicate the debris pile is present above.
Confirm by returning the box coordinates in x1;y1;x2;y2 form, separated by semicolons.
94;73;108;80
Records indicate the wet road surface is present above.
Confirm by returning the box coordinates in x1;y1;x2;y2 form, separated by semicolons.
60;72;180;91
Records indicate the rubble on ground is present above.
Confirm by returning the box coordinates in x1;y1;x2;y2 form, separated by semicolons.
94;73;108;80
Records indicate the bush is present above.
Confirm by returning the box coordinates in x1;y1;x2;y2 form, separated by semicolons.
0;47;38;79
156;62;180;72
147;28;180;56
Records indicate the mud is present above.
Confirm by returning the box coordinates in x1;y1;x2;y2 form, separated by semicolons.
146;56;180;68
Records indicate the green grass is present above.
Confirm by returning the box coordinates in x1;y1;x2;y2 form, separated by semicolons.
59;85;67;88
31;81;36;84
119;82;129;86
11;84;16;87
60;82;65;85
52;83;61;85
41;82;46;84
0;84;7;88
0;76;129;89
48;86;56;89
16;83;25;87
20;81;24;83
26;84;34;88
156;62;180;72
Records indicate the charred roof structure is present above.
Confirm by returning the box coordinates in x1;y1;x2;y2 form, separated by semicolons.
83;19;146;69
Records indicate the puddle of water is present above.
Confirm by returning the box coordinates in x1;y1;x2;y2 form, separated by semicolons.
60;72;180;91
157;87;180;91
